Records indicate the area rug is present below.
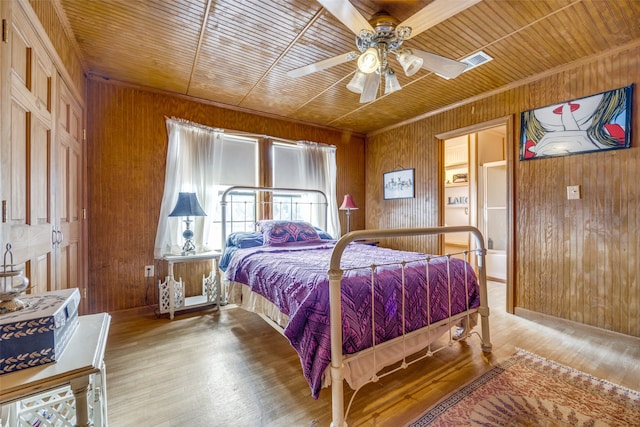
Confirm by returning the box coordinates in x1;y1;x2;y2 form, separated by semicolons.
408;348;640;426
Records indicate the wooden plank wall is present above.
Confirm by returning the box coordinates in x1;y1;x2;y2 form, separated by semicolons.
23;0;640;337
365;121;441;251
85;79;365;313
367;45;639;337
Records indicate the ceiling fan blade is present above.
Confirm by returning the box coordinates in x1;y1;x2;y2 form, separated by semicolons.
412;50;468;79
399;0;481;39
287;51;359;78
317;0;374;35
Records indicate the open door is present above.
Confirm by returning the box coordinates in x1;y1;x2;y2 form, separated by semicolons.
479;160;507;281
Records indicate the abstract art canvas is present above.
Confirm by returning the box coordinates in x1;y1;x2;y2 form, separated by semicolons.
520;84;632;160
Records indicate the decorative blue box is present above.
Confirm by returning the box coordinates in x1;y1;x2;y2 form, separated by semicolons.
0;288;80;375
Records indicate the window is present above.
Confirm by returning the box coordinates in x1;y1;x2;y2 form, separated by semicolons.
208;135;259;248
208;136;316;248
272;193;310;221
155;119;338;258
216;135;258;187
209;190;257;249
272;142;302;188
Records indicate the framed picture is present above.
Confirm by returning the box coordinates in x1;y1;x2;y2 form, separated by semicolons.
520;84;633;160
383;168;415;200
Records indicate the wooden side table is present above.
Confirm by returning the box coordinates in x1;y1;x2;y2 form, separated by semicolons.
0;313;111;427
160;250;222;319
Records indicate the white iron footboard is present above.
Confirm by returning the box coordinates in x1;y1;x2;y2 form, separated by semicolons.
327;226;492;427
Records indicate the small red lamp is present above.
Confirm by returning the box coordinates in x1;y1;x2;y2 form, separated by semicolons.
339;194;358;233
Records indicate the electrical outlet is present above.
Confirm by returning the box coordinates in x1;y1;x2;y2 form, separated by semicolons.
566;185;581;200
145;265;154;277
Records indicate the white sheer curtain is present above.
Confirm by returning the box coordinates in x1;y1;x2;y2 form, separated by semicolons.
154;118;224;258
297;141;340;238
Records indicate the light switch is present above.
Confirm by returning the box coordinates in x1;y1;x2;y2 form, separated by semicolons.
567;185;581;200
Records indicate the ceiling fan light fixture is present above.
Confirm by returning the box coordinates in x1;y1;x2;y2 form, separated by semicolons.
357;47;380;74
397;49;423;77
384;68;401;94
359;71;380;103
347;71;367;93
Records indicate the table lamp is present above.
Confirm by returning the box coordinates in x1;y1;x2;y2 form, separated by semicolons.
339;194;358;233
169;192;207;255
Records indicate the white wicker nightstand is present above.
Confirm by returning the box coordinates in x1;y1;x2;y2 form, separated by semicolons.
0;313;110;427
159;251;222;319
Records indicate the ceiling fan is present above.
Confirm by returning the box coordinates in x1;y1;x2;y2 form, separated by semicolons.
287;0;481;103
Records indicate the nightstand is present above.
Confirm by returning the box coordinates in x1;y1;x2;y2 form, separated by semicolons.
159;250;222;319
1;313;110;427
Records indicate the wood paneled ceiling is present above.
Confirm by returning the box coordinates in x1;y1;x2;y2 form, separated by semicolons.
57;0;640;135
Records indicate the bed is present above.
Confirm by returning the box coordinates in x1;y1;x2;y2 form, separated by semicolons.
219;186;492;426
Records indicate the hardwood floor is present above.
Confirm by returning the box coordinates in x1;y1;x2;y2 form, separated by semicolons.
104;282;640;426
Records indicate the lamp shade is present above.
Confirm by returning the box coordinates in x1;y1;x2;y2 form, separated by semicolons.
339;194;358;210
169;192;206;217
384;68;401;94
397;49;423;77
347;70;367;94
357;47;380;74
359;71;380;103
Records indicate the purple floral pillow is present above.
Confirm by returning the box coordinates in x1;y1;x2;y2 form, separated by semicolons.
256;220;320;245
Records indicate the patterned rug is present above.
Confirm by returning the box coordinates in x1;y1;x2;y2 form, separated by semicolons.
408;348;640;426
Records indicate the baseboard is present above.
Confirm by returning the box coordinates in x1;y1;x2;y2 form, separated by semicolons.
514;307;640;343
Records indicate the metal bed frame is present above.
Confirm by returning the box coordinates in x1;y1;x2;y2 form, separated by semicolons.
219;186;492;427
220;186;328;243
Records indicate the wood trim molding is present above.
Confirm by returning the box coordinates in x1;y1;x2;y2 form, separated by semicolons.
49;0;87;72
435;116;511;141
504;114;515;314
186;0;213;93
515;307;640;344
85;73;366;139
436;115;516;314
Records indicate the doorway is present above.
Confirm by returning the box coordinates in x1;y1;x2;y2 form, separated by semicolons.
443;135;471;256
438;117;514;311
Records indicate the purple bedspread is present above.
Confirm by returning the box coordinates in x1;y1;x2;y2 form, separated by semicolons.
224;241;480;398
